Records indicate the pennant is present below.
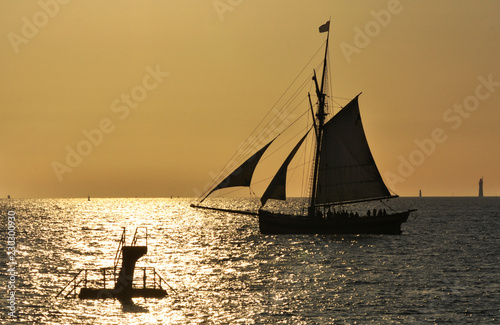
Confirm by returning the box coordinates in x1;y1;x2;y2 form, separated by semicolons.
319;21;330;33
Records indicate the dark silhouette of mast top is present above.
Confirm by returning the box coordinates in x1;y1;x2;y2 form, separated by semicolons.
479;177;484;197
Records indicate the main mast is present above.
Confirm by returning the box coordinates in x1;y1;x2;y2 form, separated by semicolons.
309;21;330;215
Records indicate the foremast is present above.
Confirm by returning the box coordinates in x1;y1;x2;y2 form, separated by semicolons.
309;20;330;216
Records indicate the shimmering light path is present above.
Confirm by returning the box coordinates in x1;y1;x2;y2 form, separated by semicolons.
0;197;499;324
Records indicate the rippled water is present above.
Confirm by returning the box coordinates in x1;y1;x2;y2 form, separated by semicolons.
1;197;499;324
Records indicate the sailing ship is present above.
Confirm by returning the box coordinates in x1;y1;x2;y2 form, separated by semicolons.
192;21;415;234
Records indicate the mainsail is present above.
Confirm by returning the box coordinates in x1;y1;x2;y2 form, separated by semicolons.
315;95;395;205
260;131;310;206
201;139;274;201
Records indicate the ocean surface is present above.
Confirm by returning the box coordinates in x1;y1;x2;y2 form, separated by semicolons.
1;197;499;324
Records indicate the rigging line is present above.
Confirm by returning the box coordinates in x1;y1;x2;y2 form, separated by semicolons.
243;41;327;142
200;103;310;200
259;112;310;163
332;96;353;100
305;126;316;198
287;136;309;189
330;98;344;110
301;101;311;199
272;95;310;133
314;61;323;73
225;96;309;179
253;159;314;187
213;106;307;191
379;199;396;212
202;82;312;197
253;92;308;148
198;42;327;200
206;46;323;176
327;44;333;116
387;186;400;197
271;73;314;121
240;73;313;158
207;157;315;199
262;68;313;121
226;53;323;166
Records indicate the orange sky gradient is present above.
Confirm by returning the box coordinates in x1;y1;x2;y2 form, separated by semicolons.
1;0;500;198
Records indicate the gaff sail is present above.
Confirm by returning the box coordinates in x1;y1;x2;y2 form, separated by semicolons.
260;130;310;206
201;139;274;202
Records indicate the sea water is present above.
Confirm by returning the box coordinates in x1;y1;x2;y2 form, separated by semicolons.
0;197;499;324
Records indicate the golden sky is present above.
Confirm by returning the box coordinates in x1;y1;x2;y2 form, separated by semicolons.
1;0;500;198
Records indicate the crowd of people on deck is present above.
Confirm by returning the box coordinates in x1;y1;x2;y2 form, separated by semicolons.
315;208;388;220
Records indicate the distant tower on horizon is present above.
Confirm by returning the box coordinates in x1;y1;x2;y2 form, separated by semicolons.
419;189;422;197
479;177;484;197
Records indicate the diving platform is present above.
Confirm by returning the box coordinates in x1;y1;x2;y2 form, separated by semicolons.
57;227;174;304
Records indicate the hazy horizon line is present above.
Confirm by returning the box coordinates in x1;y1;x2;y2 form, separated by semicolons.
1;196;499;200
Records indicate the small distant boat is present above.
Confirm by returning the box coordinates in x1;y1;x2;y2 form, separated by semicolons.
192;21;415;234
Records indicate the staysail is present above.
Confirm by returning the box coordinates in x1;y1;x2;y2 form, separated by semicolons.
201;139;274;202
260;131;310;206
315;96;395;205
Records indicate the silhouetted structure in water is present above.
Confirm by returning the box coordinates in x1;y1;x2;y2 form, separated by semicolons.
479;177;484;197
57;228;174;305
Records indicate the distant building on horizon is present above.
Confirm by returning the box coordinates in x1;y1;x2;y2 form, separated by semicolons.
479;177;484;197
419;189;422;197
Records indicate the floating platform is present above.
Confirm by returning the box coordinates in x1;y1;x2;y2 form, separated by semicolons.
57;227;174;304
79;288;167;300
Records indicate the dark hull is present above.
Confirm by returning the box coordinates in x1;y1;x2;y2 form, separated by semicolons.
258;210;414;235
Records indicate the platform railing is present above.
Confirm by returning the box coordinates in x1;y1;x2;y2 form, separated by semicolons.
113;227;127;273
56;269;86;299
131;227;147;247
56;227;175;300
56;267;175;299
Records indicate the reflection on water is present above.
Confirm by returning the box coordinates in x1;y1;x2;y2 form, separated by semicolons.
0;197;499;324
